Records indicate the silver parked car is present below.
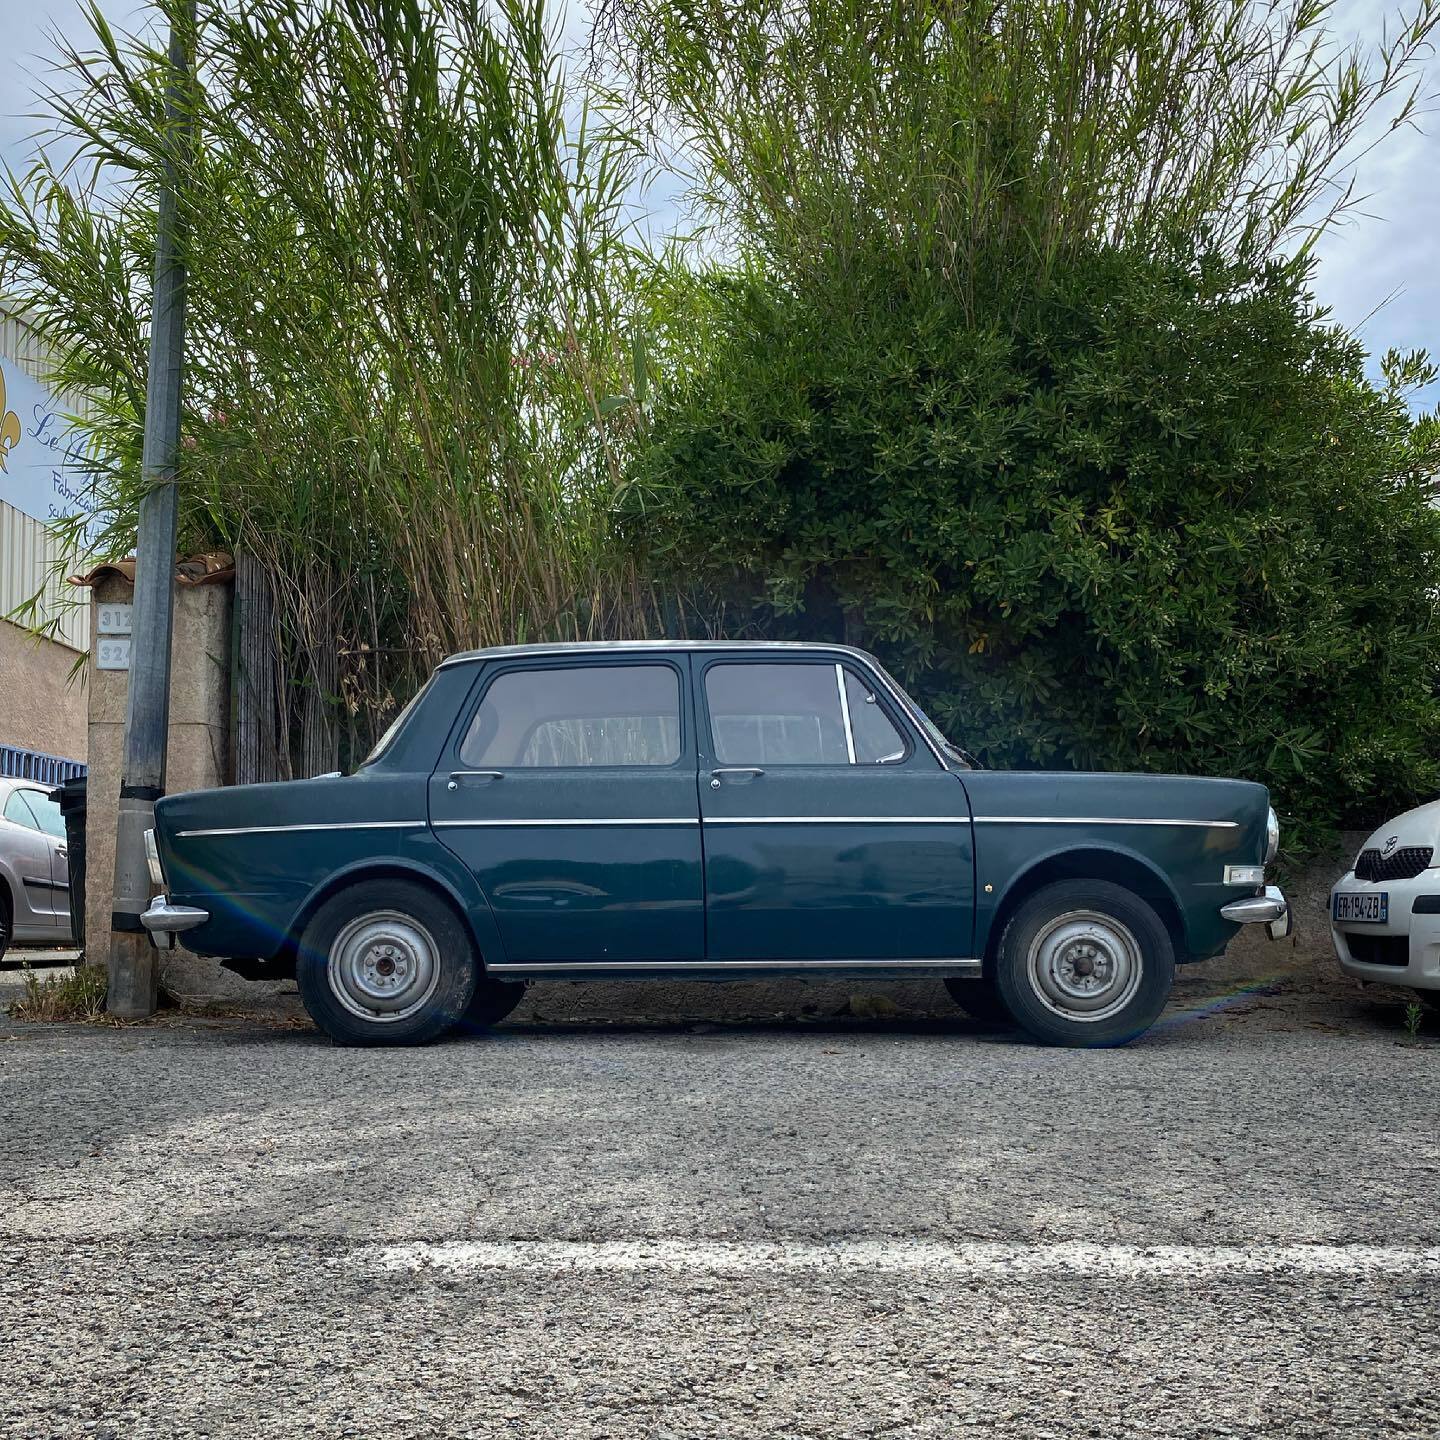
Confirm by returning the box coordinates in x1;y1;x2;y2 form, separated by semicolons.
0;777;71;958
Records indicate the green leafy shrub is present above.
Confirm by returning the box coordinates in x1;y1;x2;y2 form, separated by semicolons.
622;249;1440;835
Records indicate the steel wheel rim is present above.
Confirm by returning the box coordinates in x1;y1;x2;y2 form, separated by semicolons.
327;910;442;1024
1025;909;1143;1023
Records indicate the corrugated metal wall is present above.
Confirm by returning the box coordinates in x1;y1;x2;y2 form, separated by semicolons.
0;500;89;651
0;306;91;653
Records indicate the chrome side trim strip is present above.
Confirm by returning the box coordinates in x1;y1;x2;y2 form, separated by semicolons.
704;815;1235;828
487;957;984;973
175;820;425;838
178;814;1237;836
433;817;699;828
704;816;963;825
971;816;1239;829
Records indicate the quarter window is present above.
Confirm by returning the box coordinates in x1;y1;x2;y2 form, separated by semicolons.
4;789;62;836
843;669;908;764
460;664;682;768
3;791;36;830
705;662;907;766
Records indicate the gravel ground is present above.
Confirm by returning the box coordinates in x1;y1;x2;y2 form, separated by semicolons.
2;923;1439;1439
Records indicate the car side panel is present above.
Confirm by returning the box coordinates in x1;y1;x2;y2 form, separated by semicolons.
959;770;1271;961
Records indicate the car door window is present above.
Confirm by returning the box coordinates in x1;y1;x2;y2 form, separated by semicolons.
460;663;682;767
705;661;908;766
706;663;847;765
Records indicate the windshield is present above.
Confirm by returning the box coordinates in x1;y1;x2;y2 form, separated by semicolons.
359;675;435;769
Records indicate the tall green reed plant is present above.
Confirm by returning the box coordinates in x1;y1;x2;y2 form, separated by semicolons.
598;0;1440;315
2;0;657;765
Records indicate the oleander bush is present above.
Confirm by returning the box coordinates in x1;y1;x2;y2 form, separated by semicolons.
6;0;1440;834
621;248;1440;834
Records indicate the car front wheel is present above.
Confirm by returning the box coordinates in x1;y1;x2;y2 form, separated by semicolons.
296;879;478;1046
994;879;1174;1048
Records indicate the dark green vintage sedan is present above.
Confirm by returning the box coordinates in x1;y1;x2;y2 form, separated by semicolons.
142;641;1289;1047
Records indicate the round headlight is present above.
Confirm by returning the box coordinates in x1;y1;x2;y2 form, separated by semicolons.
1265;806;1280;864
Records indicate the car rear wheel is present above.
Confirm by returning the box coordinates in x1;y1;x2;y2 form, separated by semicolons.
994;879;1174;1048
296;879;477;1046
943;976;1014;1028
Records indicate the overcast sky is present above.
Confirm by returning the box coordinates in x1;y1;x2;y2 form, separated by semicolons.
1;0;1436;410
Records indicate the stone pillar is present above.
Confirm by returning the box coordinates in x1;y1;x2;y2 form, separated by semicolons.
84;571;232;967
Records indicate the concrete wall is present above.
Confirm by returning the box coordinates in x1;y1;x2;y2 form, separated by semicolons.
84;572;232;967
0;616;86;760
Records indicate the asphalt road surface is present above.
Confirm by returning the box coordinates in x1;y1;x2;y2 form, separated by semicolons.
2;960;1438;1439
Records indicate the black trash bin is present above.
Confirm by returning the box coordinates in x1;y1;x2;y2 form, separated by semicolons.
56;775;87;949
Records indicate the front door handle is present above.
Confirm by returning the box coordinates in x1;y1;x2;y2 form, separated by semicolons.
710;767;765;788
447;770;504;791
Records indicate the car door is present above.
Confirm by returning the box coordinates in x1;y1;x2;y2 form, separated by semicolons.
2;786;63;934
695;654;976;963
23;788;72;935
428;655;704;967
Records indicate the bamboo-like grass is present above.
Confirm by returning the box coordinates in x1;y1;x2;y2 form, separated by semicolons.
3;0;660;764
597;0;1440;317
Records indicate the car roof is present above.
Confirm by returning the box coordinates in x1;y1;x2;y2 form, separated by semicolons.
436;640;881;670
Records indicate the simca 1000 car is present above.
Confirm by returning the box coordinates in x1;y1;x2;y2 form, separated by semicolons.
142;642;1289;1047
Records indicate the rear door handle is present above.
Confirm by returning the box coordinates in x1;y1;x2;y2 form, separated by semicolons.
447;770;504;791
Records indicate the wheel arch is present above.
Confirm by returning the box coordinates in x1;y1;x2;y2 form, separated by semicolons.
279;858;493;976
981;845;1186;970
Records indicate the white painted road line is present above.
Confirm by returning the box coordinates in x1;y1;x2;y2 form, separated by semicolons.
371;1239;1440;1278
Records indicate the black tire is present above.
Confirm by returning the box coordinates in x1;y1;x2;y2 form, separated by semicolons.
943;975;1015;1027
462;975;527;1028
295;879;478;1046
994;879;1174;1048
1412;989;1440;1015
0;884;10;964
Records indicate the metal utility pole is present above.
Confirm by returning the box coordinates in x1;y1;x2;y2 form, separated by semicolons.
109;0;196;1019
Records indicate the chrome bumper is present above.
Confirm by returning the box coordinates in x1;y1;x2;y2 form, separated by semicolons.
140;895;210;950
1220;884;1292;941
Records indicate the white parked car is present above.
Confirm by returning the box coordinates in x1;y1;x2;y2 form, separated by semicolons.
1330;800;1440;1000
